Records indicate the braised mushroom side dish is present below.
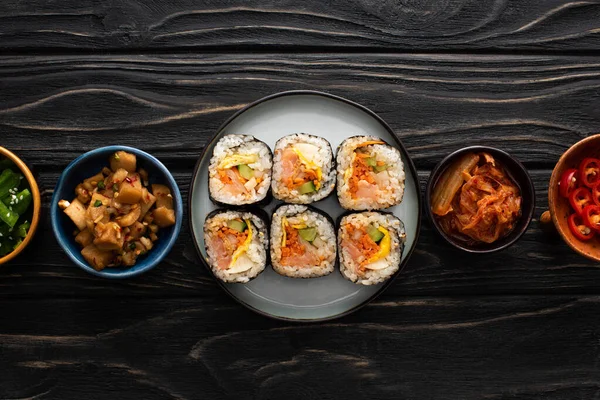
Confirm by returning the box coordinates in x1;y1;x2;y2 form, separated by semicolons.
59;151;176;271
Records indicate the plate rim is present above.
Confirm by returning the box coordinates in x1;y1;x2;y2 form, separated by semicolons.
188;89;422;322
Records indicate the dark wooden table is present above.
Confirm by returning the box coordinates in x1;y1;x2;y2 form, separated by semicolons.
3;1;600;398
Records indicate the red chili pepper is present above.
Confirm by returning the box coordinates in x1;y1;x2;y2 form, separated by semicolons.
579;157;600;188
125;177;132;183
568;213;595;241
593;183;600;207
559;168;578;198
583;205;600;232
569;187;593;215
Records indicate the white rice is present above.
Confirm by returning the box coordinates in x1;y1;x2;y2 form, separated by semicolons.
204;210;268;283
336;135;405;210
271;133;336;204
338;212;406;285
270;204;337;278
209;134;272;205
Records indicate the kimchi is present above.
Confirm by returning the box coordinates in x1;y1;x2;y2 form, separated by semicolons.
432;152;522;244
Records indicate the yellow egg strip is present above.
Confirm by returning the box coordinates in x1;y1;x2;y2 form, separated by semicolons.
229;219;253;268
218;154;258;170
365;226;391;264
281;217;288;247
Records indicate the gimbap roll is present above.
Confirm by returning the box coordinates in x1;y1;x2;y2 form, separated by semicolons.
270;204;336;278
209;135;272;206
204;209;269;283
338;212;406;285
336;136;405;210
271;134;336;204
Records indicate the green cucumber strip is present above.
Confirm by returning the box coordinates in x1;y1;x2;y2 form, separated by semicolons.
237;164;254;180
227;219;247;232
298;227;317;242
367;224;384;243
365;157;377;167
298;181;316;194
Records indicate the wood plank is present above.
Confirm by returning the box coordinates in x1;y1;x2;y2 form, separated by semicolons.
1;295;599;399
0;53;597;168
2;168;599;298
1;53;600;297
3;1;600;51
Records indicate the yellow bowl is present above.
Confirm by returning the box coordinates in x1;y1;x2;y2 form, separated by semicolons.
0;147;41;265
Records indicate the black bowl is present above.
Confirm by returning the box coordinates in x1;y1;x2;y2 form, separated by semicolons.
425;146;535;253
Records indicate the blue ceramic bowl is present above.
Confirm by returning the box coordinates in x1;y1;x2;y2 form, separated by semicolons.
51;146;183;278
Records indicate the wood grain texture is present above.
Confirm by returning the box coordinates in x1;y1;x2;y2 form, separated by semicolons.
1;53;598;167
2;5;600;397
3;0;600;50
1;53;600;297
1;169;599;299
2;295;600;399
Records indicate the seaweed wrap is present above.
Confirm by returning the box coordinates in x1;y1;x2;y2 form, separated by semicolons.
204;209;269;283
209;135;272;206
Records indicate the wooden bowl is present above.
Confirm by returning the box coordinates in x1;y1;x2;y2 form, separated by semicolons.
0;147;41;265
547;134;600;261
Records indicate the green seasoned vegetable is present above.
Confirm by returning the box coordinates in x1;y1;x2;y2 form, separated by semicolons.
0;161;33;257
365;157;377;167
12;239;22;251
298;181;316;194
237;164;254;180
0;159;15;171
94;200;102;207
0;169;21;199
0;223;21;256
0;224;10;255
97;180;105;190
0;200;19;228
367;224;384;243
374;164;388;173
298;227;317;242
3;189;32;216
16;221;30;238
0;241;10;257
227;219;247;232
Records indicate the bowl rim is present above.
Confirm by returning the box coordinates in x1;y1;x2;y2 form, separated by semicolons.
425;145;535;253
548;133;600;261
0;146;42;265
50;145;183;279
187;89;423;322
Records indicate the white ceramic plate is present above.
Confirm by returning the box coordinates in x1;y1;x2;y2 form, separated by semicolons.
189;91;421;321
